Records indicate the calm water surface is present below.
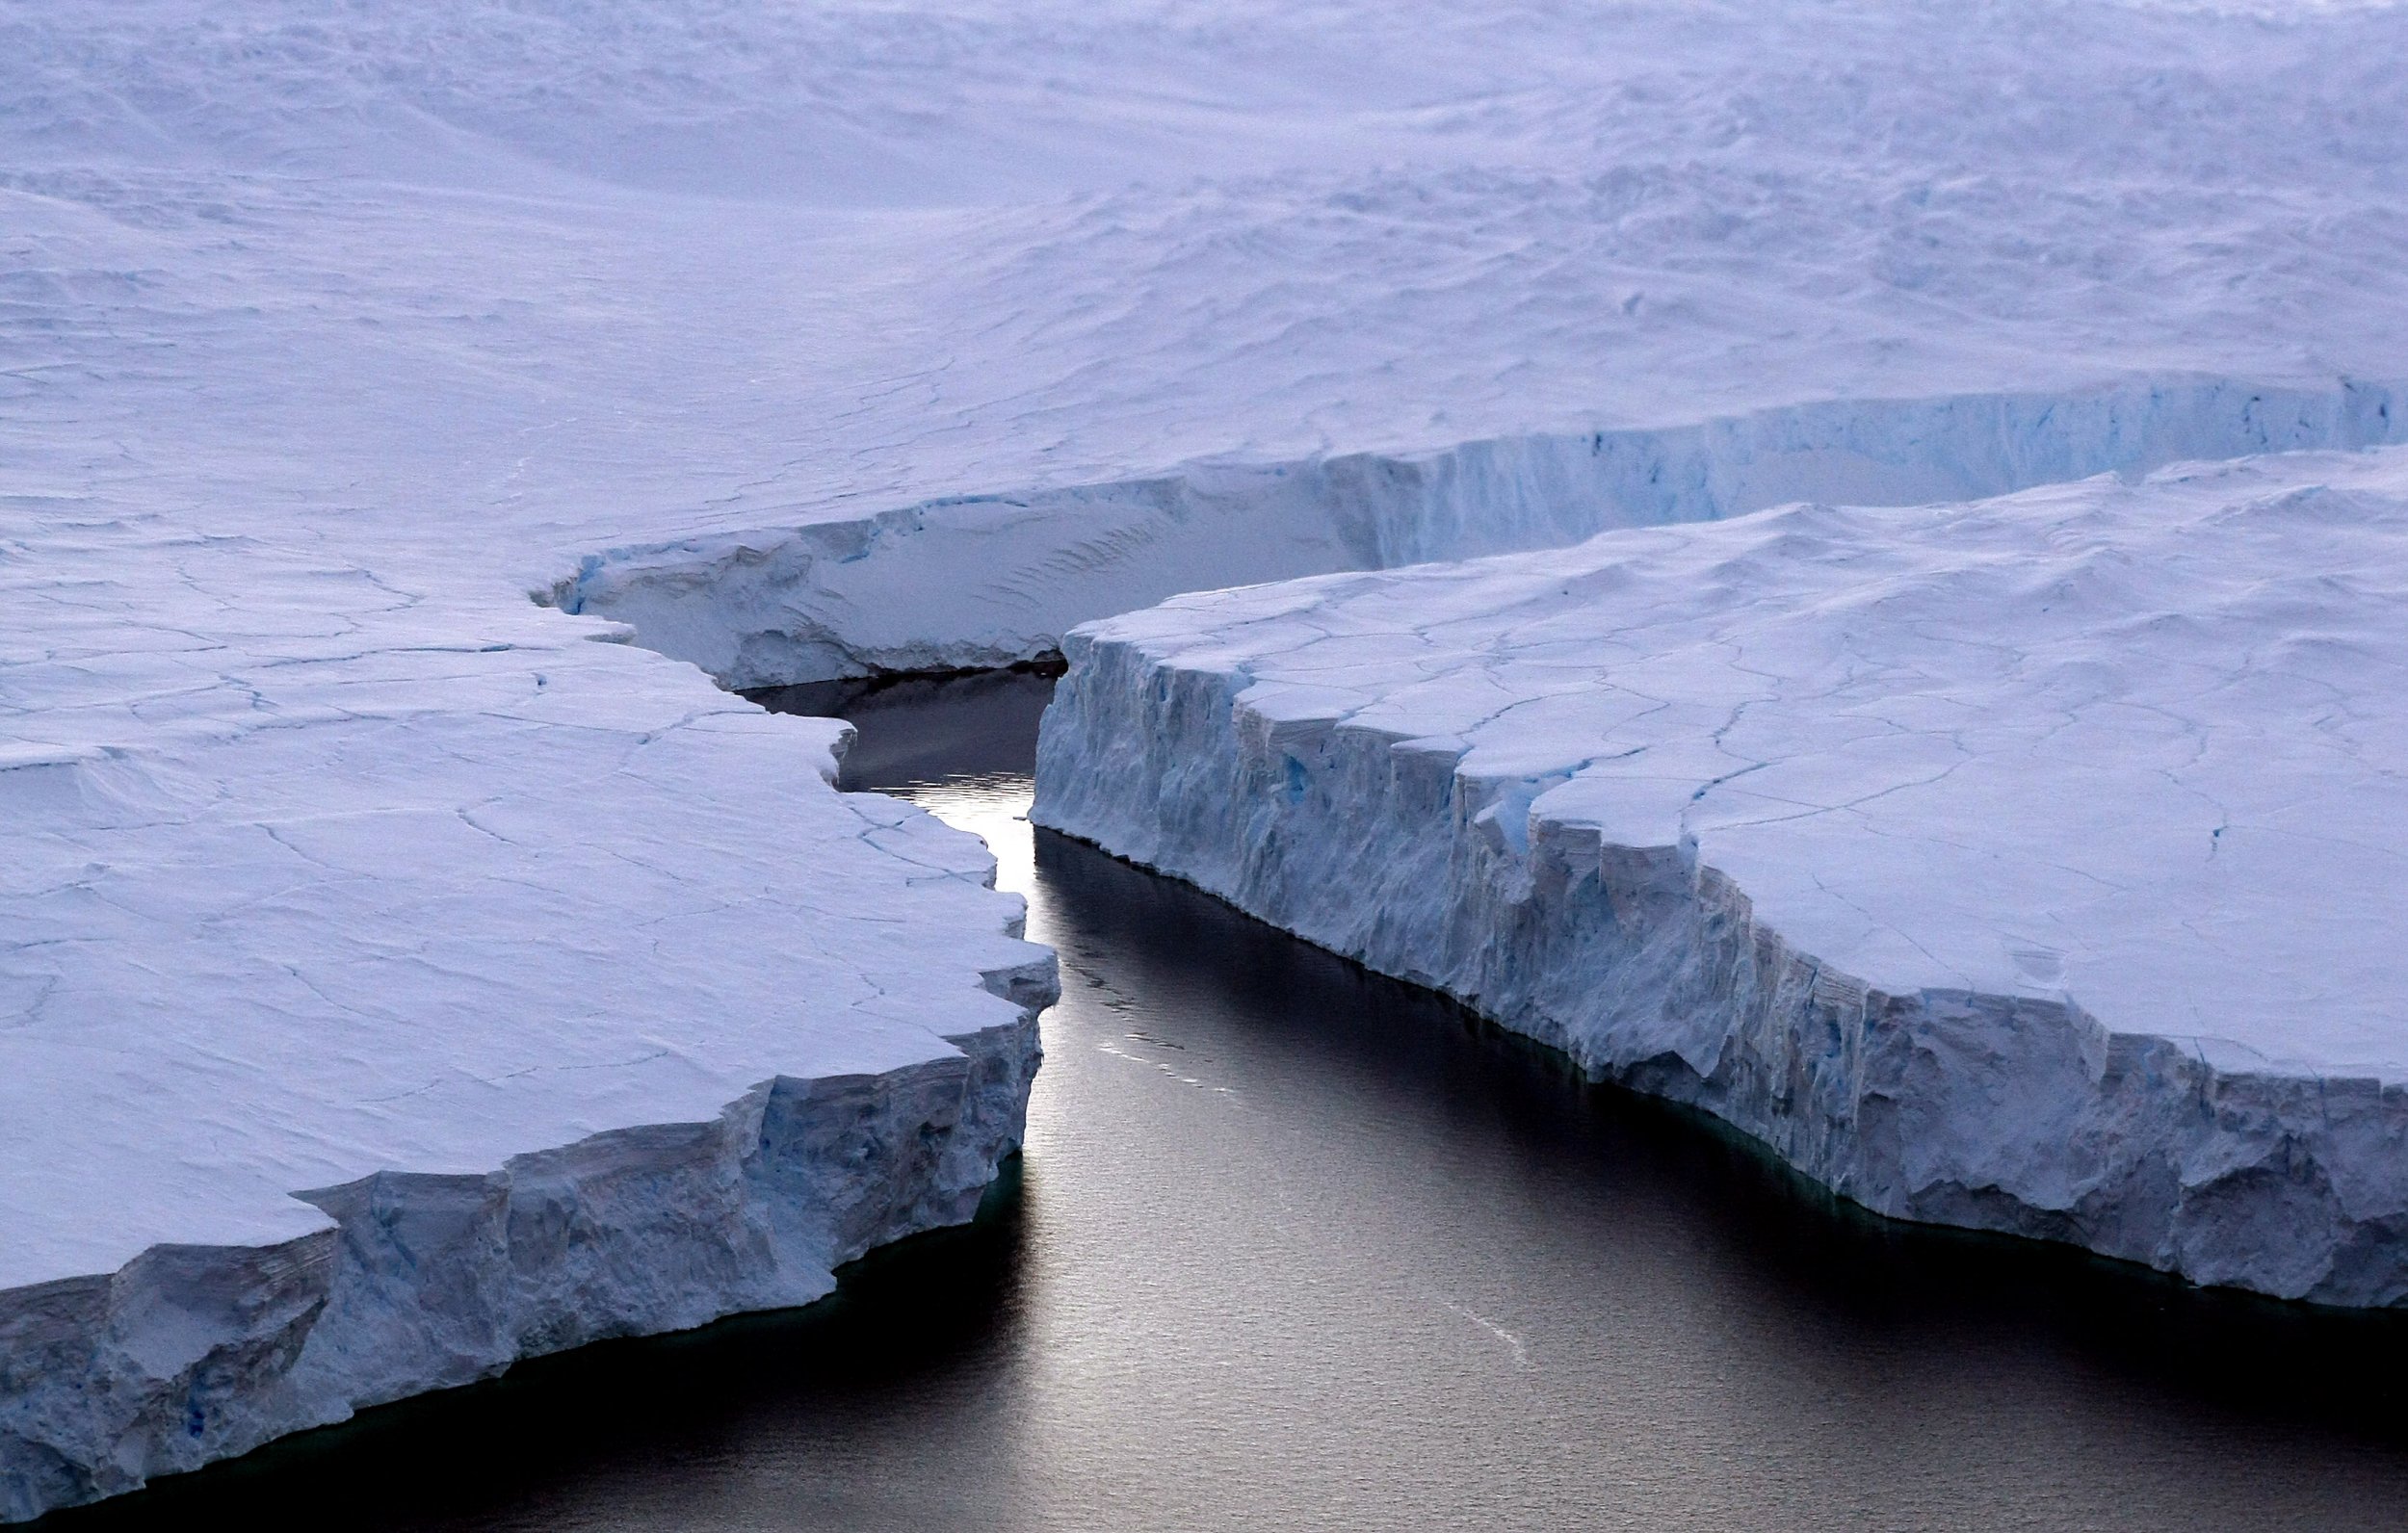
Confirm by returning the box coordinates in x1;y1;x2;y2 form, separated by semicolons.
60;669;2408;1531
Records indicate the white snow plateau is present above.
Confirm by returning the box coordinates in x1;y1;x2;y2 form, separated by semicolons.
1034;450;2408;1306
8;0;2408;1517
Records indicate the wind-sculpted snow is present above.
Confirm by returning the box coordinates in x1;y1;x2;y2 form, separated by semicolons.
0;518;1053;1520
1034;448;2408;1305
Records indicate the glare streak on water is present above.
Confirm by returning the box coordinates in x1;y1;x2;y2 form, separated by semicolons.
59;667;2408;1533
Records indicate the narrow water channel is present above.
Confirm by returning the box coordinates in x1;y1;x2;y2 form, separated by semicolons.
60;669;2408;1531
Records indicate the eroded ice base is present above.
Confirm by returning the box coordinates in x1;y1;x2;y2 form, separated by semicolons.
1034;447;2408;1305
0;521;1054;1522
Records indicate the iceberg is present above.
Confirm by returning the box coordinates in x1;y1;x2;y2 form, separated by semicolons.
12;0;2408;1513
1034;447;2408;1305
0;527;1051;1520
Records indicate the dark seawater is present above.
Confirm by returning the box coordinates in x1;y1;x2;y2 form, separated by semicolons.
57;667;2408;1531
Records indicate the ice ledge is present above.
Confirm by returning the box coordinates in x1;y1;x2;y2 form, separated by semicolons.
1032;448;2408;1306
558;376;2406;689
0;1008;1042;1523
0;522;1060;1521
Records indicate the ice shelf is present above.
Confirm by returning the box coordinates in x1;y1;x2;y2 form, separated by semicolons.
9;4;2408;693
563;381;2408;689
12;0;2408;1514
1034;448;2408;1305
0;523;1053;1520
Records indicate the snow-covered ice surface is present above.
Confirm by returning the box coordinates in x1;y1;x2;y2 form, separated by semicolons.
521;0;2408;685
0;516;1052;1520
5;3;2408;685
11;0;2408;1515
1034;447;2408;1306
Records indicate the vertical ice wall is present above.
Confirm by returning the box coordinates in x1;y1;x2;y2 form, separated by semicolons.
1030;452;2408;1305
0;524;1060;1522
561;378;2406;689
0;1011;1043;1522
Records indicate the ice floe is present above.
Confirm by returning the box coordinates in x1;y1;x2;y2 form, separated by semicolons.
1035;448;2408;1304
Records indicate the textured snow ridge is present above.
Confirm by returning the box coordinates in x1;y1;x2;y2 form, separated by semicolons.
1034;447;2408;1305
0;522;1054;1522
561;378;2407;689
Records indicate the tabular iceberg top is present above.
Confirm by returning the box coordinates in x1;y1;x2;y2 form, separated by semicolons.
1077;448;2408;1082
0;518;1046;1293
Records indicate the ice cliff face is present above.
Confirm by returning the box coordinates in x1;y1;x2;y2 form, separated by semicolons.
0;523;1053;1522
562;379;2408;688
13;0;2408;1512
0;1016;1040;1523
12;3;2408;696
1034;448;2408;1305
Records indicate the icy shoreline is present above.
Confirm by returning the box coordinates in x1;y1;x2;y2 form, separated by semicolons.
1033;450;2408;1305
